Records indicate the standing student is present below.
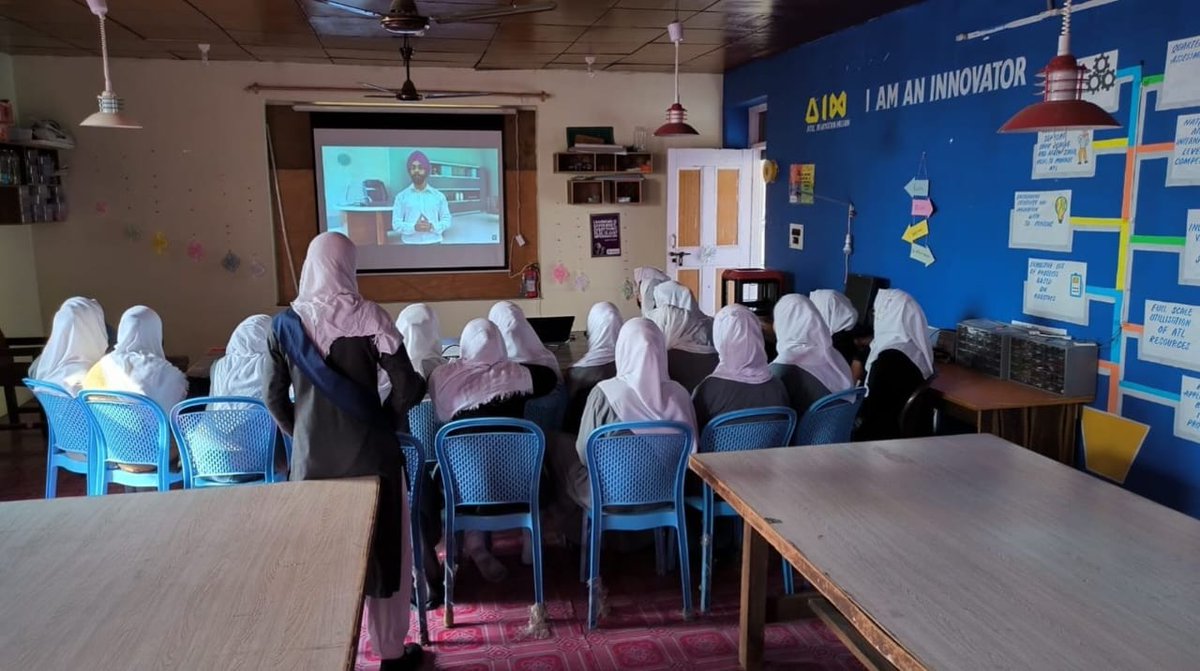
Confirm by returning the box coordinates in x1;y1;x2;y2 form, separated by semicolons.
395;303;447;379
265;232;425;670
770;294;855;422
691;304;790;433
488;301;562;380
83;306;187;414
428;318;556;582
856;289;935;442
210;314;272;403
810;289;869;381
564;301;622;434
28;296;108;396
648;281;717;393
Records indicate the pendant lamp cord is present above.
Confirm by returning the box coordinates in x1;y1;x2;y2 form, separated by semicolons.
98;14;113;94
672;0;681;104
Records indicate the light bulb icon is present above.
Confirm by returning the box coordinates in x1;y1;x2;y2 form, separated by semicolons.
1054;195;1068;224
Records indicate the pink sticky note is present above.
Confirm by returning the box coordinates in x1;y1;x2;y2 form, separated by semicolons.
911;199;934;217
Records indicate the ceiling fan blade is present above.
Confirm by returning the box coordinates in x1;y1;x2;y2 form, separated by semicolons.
364;94;401;98
432;1;557;24
421;91;502;99
360;81;397;94
312;0;386;19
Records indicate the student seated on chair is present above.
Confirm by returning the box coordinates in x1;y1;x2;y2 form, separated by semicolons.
210;314;272;405
810;289;870;382
634;266;670;318
28;296;108;396
266;232;425;671
770;294;856;423
428;318;557;583
549;318;696;510
564;301;622;434
395;303;447;380
691;304;790;434
647;281;717;393
855;289;935;442
489;300;562;382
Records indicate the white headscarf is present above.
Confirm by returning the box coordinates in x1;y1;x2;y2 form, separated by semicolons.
772;294;854;392
635;267;671;318
91;306;188;413
29;297;108;395
291;232;401;357
210;315;272;401
429;318;533;422
709;304;774;385
487;301;562;378
596;318;696;436
809;289;859;334
572;302;623;369
648;282;714;354
865;289;935;380
396;303;446;379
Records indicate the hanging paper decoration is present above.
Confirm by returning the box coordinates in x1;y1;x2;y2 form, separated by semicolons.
622;278;635;300
124;224;142;242
902;153;935;267
152;231;169;256
574;273;590;292
95;201;109;215
248;256;267;279
187;237;205;262
221;250;242;273
552;262;570;285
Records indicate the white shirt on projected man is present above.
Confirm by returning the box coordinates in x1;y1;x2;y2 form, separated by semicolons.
392;185;452;244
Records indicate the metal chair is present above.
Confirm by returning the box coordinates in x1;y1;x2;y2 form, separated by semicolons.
524;384;567;434
435;418;545;629
79;390;183;494
407;398;441;463
24;378;95;498
396;431;431;646
169;397;277;488
584;420;694;629
684;407;796;613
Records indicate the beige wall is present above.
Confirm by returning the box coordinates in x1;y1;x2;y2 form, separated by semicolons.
10;56;722;361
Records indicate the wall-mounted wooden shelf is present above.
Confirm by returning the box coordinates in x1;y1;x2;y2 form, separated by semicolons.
567;176;646;205
0;142;67;225
554;151;653;174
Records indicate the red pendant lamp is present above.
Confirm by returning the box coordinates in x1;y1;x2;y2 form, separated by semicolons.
998;0;1119;133
654;20;699;137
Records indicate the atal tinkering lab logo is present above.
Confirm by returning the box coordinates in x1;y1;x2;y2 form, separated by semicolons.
805;91;851;133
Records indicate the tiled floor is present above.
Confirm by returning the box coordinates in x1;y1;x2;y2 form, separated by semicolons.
1;426;862;671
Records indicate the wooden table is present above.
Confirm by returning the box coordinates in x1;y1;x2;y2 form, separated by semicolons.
690;434;1200;671
0;478;380;670
931;362;1093;463
340;206;392;245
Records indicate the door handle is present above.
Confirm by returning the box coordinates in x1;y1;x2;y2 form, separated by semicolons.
668;250;691;265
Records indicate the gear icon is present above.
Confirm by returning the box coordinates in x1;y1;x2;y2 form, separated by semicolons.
1085;53;1117;93
1086;70;1103;93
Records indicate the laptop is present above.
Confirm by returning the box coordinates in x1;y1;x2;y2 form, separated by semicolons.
528;316;575;347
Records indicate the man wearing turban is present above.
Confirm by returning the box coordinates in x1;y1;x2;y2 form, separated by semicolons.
391;150;452;244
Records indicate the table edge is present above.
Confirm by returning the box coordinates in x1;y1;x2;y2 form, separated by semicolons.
342;476;380;671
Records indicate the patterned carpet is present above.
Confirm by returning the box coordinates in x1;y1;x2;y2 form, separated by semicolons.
1;429;862;671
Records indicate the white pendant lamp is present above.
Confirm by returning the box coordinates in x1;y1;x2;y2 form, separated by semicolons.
80;0;141;129
654;20;699;137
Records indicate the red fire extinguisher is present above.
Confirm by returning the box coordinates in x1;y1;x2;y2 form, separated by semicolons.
522;263;540;298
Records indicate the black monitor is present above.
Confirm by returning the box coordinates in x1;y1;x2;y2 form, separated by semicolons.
844;273;889;330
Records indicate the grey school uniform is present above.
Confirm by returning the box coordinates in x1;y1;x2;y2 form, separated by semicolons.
769;363;834;421
691;375;791;434
666;350;719;393
564;362;617;434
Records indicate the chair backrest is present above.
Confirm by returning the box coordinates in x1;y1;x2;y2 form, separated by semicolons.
395;431;425;504
699;406;796;454
586;420;693;508
795;387;867;445
899;378;937;439
524;384;567;433
407;398;441;457
435;418;544;508
78;390;170;468
170;396;276;486
24;378;92;457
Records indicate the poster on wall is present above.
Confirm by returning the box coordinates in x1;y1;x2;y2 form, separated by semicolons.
1080;50;1120;113
789;163;815;204
1158;34;1200;111
1166;114;1200;187
1009;190;1073;252
1140;299;1200;372
1032;130;1095;179
1023;258;1088;325
1177;376;1200;444
1184;209;1200;286
590;212;621;257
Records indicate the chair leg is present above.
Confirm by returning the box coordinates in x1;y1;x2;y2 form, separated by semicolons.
587;510;603;630
666;528;677;572
654;528;666;576
411;511;430;646
44;459;56;500
700;487;714;613
579;513;589;583
675;507;693;621
443;522;456;628
782;558;795;595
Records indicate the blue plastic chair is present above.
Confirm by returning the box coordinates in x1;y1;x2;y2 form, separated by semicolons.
169;397;277;488
780;387;866;594
396;431;431;646
684;407;796;613
24;379;96;498
584;420;694;629
78;390;183;494
407;398;442;462
435;418;545;628
524;384;567;434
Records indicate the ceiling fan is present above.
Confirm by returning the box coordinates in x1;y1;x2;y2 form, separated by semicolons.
360;36;494;100
314;0;558;36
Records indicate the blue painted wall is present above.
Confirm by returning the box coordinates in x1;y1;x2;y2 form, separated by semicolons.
724;0;1200;514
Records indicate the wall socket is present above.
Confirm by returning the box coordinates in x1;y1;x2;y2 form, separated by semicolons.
789;223;804;250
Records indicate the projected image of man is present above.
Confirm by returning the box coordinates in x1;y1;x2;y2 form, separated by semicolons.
392;151;451;244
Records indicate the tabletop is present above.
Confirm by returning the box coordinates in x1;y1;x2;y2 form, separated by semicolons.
931;361;1093;411
690;434;1200;671
0;478;380;671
